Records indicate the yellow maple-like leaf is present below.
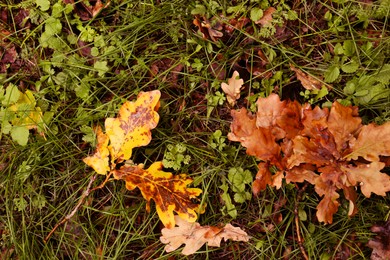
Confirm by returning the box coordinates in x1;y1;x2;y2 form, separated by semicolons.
160;215;250;255
83;126;110;175
113;162;202;228
105;90;160;163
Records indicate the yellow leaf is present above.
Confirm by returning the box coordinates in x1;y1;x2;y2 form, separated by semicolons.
83;126;110;175
105;90;160;163
113;162;202;228
160;215;250;255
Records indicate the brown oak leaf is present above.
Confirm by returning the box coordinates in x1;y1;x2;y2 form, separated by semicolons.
290;64;323;90
327;102;361;153
229;93;390;224
228;108;281;164
342;162;390;198
347;122;390;161
160;215;250;255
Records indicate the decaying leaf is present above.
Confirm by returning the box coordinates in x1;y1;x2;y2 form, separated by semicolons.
160;215;250;255
368;219;390;260
255;7;276;26
290;64;323;90
83;90;203;228
113;162;202;229
221;71;244;106
83;90;160;173
193;16;224;42
228;93;390;223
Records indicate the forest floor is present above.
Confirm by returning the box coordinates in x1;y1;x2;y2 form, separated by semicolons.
1;0;390;259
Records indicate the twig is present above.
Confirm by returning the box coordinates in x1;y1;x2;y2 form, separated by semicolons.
294;183;309;260
44;175;97;243
91;171;113;192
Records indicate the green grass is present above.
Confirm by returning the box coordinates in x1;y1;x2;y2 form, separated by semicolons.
0;0;389;259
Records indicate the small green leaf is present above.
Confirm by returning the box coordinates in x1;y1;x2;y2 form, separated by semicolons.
94;61;109;77
250;8;263;22
343;40;355;57
354;89;369;97
376;64;390;84
343;81;356;95
2;84;20;106
324;65;340;83
35;0;50;11
324;11;332;21
14;197;28;211
45;17;62;36
298;208;307;221
11;126;29;146
91;47;99;57
191;4;206;15
75;84;90;99
52;2;63;18
334;43;344;55
341;60;359;73
227;4;245;14
219;181;237;218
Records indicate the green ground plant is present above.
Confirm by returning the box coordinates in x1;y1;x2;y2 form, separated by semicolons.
0;0;389;259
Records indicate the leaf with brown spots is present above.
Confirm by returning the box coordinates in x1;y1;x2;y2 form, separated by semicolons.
83;90;160;170
83;90;204;228
105;90;160;164
160;215;250;255
113;162;202;229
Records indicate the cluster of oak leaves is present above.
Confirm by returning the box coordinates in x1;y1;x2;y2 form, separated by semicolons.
83;72;390;256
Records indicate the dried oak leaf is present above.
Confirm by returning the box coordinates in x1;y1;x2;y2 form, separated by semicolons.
368;219;390;260
228;108;281;164
229;93;390;224
160;215;250;255
290;64;323;90
347;122;390;162
221;71;244;106
113;162;202;229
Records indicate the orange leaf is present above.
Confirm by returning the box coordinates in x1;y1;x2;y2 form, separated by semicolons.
342;162;390;197
221;71;243;106
252;162;272;195
347;122;390;161
228;108;280;163
160;215;250;255
315;172;341;224
255;93;285;128
113;162;202;229
327;102;361;153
